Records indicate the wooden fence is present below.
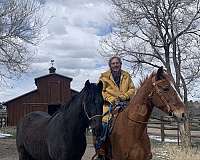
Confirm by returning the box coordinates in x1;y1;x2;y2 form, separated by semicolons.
0;112;7;128
148;115;200;145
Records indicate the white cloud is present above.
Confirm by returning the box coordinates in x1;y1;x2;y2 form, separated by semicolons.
71;66;107;91
0;0;112;102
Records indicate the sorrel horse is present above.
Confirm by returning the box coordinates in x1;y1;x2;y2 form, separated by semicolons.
105;67;186;160
16;80;104;160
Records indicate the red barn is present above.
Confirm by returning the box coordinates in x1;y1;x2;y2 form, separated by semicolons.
4;66;78;126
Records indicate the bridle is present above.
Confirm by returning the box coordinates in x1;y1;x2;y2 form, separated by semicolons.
149;76;172;113
127;76;173;124
83;102;102;121
81;88;103;121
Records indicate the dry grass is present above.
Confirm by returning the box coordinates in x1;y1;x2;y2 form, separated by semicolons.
152;143;200;160
87;137;200;160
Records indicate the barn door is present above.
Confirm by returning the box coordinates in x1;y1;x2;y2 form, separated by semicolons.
48;81;61;104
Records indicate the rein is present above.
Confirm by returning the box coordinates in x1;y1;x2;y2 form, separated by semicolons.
127;113;149;124
127;113;172;124
127;77;173;124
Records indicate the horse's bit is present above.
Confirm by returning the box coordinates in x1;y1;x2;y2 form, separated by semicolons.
83;102;102;121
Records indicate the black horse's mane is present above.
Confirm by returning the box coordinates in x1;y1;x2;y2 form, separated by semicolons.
62;94;78;110
50;83;97;117
50;94;78;117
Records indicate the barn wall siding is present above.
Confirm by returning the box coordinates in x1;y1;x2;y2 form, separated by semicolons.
5;73;76;126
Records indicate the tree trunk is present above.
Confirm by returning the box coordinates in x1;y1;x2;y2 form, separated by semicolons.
178;77;191;148
179;117;191;148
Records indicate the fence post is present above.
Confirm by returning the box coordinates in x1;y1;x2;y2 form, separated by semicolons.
161;116;165;142
177;122;180;145
6;115;8;127
0;117;2;128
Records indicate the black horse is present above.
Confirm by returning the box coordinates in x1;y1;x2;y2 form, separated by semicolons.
16;80;104;160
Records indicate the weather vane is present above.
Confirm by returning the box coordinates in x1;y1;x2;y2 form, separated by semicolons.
50;60;54;67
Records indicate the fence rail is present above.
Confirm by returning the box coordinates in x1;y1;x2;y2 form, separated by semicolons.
148;115;200;144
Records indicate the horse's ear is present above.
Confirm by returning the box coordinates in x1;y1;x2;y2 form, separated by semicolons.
85;80;90;89
156;66;164;80
97;80;103;92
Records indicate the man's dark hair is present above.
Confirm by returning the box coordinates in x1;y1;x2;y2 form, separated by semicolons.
108;56;122;67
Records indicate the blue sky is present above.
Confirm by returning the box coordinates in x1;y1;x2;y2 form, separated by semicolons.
0;0;119;102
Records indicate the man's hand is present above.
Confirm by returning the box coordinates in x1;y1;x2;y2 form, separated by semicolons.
118;94;127;101
108;97;120;106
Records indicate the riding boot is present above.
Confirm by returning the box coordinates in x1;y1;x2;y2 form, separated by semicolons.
95;148;106;160
95;155;105;160
92;135;106;160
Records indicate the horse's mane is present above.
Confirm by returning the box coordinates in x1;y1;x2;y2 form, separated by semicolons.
50;94;79;117
51;83;98;117
62;95;78;109
138;70;172;89
138;72;156;88
85;83;99;101
132;70;172;105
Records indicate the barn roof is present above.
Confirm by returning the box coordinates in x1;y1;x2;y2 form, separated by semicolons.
35;73;73;82
3;89;38;105
3;88;79;105
3;66;75;106
34;66;73;84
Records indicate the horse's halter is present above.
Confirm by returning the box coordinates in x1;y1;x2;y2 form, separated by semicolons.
127;76;174;124
149;76;172;113
83;102;102;121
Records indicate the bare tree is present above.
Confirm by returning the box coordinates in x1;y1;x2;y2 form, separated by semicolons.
100;0;200;147
0;0;44;85
101;0;200;103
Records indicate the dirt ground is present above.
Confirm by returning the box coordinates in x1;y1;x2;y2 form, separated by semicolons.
0;138;95;160
1;127;200;160
0;138;18;160
1;137;200;160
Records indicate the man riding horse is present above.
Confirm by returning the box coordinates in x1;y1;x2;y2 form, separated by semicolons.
94;56;136;159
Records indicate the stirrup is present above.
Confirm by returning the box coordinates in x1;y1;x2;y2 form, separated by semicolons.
94;155;106;160
92;152;106;160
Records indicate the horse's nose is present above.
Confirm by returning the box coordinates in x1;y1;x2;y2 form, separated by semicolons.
174;111;186;123
169;111;173;117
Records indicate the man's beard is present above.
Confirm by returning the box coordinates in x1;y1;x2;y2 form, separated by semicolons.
111;70;121;79
111;70;121;87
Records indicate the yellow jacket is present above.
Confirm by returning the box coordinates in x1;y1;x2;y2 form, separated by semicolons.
99;70;136;122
